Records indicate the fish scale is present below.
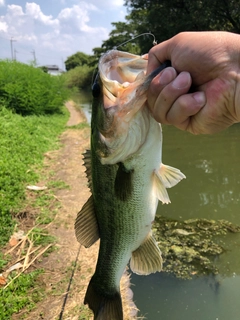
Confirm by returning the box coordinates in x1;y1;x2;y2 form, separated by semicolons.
75;50;186;320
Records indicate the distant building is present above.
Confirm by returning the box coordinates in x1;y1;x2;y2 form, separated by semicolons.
45;65;64;76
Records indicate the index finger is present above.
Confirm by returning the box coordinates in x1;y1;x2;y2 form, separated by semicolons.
147;39;171;75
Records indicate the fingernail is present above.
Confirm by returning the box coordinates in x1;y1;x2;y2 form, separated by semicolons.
159;68;176;85
141;54;148;60
193;92;206;106
172;72;191;89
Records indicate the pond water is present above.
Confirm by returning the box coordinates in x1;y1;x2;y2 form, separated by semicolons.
78;91;240;320
131;123;240;320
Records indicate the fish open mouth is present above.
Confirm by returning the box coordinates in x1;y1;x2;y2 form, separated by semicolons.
99;50;148;109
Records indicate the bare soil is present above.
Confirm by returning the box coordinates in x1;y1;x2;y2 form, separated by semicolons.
14;101;98;320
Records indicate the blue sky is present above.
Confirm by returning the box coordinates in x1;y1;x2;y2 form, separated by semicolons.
0;0;127;68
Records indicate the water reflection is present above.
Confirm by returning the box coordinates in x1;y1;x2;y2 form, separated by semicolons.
72;90;92;123
131;272;240;320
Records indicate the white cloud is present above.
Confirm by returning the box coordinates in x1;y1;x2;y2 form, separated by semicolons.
58;5;91;32
7;4;24;16
0;2;108;46
0;21;8;32
86;0;125;8
25;2;59;27
0;0;5;7
0;1;126;66
58;4;105;34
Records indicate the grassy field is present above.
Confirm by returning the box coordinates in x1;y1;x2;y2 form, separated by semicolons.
0;59;70;318
0;106;68;245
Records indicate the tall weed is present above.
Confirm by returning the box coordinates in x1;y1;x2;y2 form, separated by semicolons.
0;60;69;115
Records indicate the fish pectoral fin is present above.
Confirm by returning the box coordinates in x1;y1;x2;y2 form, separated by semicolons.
74;195;99;248
158;164;186;188
152;164;186;204
85;277;123;320
130;232;162;275
152;170;171;204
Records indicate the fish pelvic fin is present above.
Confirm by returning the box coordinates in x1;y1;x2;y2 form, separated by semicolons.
152;164;186;204
130;232;162;275
84;277;123;320
74;195;99;248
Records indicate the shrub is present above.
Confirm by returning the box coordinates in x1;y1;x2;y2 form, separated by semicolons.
62;64;94;91
0;60;69;116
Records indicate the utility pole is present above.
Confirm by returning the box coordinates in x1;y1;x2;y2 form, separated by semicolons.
31;50;36;64
10;37;17;60
14;49;18;61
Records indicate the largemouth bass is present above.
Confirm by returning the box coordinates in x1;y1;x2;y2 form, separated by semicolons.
75;50;186;320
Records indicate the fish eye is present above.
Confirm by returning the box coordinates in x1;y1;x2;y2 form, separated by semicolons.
92;82;101;98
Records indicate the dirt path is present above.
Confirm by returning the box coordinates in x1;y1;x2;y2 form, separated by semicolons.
21;101;99;320
21;101;138;320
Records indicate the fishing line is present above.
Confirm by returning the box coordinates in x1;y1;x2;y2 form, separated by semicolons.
59;244;81;320
91;32;157;87
114;32;157;49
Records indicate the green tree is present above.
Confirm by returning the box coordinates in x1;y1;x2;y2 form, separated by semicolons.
62;64;94;90
38;66;48;73
92;18;143;60
125;0;240;53
65;52;93;71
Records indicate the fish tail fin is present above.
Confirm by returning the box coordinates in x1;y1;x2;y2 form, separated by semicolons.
84;277;123;320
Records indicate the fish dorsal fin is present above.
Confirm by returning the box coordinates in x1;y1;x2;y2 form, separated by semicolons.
83;150;92;191
152;164;186;204
75;195;99;248
130;232;162;275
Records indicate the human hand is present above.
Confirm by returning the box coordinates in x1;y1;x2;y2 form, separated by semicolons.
147;31;240;134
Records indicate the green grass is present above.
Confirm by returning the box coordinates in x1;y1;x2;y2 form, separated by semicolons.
0;270;44;320
0;59;76;319
0;59;93;318
0;106;69;246
0;106;69;318
68;122;90;130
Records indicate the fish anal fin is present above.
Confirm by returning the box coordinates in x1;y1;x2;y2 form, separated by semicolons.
114;162;134;201
74;195;99;248
85;277;123;320
158;164;186;188
130;232;162;275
